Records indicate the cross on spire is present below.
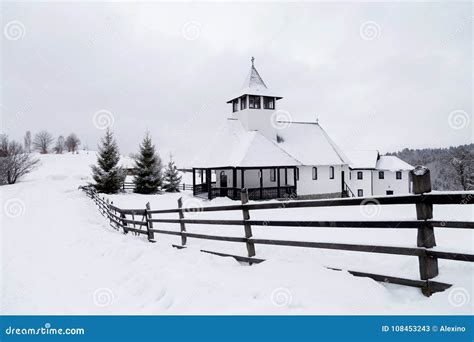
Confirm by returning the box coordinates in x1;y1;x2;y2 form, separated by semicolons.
251;56;255;66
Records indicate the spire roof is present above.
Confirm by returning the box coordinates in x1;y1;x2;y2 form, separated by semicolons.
227;58;282;103
242;57;268;90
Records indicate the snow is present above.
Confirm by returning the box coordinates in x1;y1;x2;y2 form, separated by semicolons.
194;119;300;168
227;63;282;102
277;122;350;166
1;152;473;315
376;155;414;171
345;150;379;169
413;165;429;176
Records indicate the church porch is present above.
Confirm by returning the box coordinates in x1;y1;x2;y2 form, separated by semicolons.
192;166;297;201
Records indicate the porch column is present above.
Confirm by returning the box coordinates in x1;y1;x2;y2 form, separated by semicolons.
206;169;212;200
192;168;196;196
293;167;298;196
232;168;237;200
260;168;263;199
277;167;281;198
241;168;245;189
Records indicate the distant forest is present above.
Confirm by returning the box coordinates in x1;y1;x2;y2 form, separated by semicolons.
388;144;473;191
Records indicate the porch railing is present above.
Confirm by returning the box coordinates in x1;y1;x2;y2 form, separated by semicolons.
203;186;296;200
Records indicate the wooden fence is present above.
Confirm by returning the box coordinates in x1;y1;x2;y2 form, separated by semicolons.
122;181;193;192
82;167;474;297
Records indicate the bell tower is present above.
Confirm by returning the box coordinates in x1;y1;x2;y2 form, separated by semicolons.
227;58;283;140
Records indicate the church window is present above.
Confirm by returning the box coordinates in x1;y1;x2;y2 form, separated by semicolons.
263;97;275;109
329;166;334;179
312;167;317;180
357;171;363;180
249;96;261;109
232;99;239;112
240;96;247;110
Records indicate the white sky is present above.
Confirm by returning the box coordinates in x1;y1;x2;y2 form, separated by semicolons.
1;1;472;166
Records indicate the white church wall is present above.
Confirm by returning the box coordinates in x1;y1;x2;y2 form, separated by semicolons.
372;170;411;196
237;108;277;141
296;165;344;196
348;169;372;197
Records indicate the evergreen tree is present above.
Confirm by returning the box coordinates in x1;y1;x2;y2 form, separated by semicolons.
163;156;182;192
91;128;125;193
133;133;162;194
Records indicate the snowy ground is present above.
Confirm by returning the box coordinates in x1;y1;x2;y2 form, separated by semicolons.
1;152;473;315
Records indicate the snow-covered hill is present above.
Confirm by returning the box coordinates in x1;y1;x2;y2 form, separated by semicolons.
1;152;472;314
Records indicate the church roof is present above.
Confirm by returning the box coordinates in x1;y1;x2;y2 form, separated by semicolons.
345;150;413;170
226;59;282;103
275;122;350;166
345;150;380;169
193;119;301;168
376;156;413;171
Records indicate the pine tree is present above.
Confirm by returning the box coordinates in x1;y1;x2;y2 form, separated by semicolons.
91;128;126;194
133;133;162;194
163;156;182;192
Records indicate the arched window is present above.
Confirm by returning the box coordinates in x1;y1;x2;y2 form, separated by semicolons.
329;166;334;179
312;167;317;180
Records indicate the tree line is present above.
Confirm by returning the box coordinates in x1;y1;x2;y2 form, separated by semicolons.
388;144;473;191
91;129;181;194
0;130;82;185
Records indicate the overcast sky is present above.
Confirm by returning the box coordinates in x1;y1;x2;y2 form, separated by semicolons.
1;1;472;166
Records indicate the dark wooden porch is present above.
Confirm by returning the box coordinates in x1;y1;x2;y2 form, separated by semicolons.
192;166;297;200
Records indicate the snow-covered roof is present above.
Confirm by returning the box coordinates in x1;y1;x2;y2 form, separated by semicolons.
345;150;380;169
376;156;414;171
275;122;350;166
193;119;301;168
120;155;135;169
227;61;282;103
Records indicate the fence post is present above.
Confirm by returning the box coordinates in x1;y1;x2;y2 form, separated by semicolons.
411;166;436;248
240;188;256;258
411;166;438;296
120;212;128;234
177;198;187;246
145;202;155;242
105;198;112;224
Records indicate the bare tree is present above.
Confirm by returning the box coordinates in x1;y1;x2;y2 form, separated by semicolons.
451;147;473;190
0;135;39;185
24;131;32;153
65;133;81;153
54;135;66;154
33;130;54;154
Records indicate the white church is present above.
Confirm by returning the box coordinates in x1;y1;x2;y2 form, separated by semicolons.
192;59;413;200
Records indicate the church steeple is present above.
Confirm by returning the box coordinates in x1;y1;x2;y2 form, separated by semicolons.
242;57;268;90
226;58;283;112
227;58;284;140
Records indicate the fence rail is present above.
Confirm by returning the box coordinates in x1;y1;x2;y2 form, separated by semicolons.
122;181;193;192
81;167;473;297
